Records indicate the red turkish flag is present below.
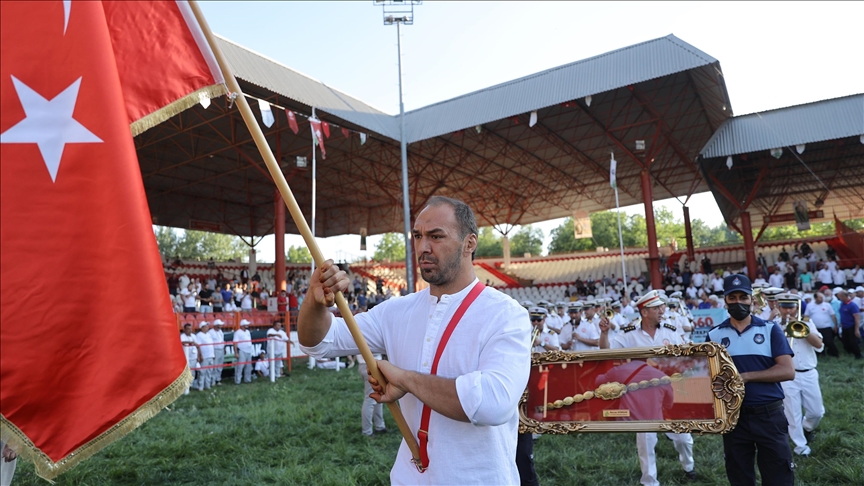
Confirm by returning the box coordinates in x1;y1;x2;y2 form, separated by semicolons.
286;109;299;134
308;116;327;159
341;127;350;139
0;1;225;480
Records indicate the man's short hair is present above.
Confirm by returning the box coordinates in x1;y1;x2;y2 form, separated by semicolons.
425;196;478;241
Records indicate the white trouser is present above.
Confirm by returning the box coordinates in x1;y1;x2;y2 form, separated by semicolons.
307;356;317;369
187;357;199;392
274;352;285;377
636;432;694;486
358;363;385;435
213;347;225;383
0;440;17;486
235;350;253;383
197;357;214;390
781;369;824;455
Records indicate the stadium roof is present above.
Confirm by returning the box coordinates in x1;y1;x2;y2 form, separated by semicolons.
137;34;732;238
698;94;864;232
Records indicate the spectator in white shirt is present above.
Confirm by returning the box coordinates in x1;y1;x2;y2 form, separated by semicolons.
180;283;197;313
825;259;837;272
776;260;787;273
195;322;216;390
851;265;864;285
241;292;254;311
266;321;289;378
711;274;725;295
254;351;270;378
298;196;530;485
691;271;704;289
816;265;833;289
233;319;254;384
832;268;847;287
804;292;839;358
769;269;785;289
180;324;200;394
208;319;226;385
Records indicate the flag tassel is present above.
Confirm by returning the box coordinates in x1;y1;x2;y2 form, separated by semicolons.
1;367;193;481
187;0;422;466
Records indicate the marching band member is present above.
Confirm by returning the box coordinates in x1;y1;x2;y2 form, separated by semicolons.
559;302;582;351
759;287;784;321
610;301;628;333
600;290;697;485
531;307;560;353
775;293;824;457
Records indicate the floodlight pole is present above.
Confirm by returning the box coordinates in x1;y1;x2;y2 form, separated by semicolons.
396;19;414;293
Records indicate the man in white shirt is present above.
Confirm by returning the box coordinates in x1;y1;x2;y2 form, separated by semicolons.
558;302;582;351
691;271;704;289
775;294;824;457
180;323;200;394
832;268;847;287
711;274;725;295
852;266;864;285
816;265;833;289
180;283;198;313
299;197;530;485
530;307;560;353
621;296;636;316
768;269;785;290
233;319;254;384
562;303;599;351
610;301;629;334
195;322;215;391
804;292;839;358
208;319;226;385
600;291;696;485
267;320;289;378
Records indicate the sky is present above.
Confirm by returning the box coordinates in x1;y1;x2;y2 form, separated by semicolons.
196;1;863;263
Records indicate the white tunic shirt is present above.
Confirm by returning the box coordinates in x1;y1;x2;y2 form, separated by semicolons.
610;323;684;349
195;331;215;360
233;328;254;354
180;333;197;363
571;321;600;351
301;279;530;485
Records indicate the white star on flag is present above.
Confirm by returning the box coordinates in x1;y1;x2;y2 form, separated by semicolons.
0;76;102;182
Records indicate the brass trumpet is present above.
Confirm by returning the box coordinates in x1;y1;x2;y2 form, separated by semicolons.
531;327;541;347
783;304;810;342
752;288;767;312
604;309;615;319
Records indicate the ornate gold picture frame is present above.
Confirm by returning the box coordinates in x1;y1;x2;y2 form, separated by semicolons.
519;342;744;435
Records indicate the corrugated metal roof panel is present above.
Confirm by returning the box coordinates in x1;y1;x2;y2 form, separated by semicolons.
216;36;400;138
700;94;864;158
403;34;720;143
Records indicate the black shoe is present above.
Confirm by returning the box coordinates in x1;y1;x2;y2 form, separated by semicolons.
684;470;697;481
804;429;815;443
374;427;389;435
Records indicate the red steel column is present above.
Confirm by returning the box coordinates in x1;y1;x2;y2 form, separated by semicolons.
683;206;695;262
274;189;286;291
740;211;757;280
641;169;662;289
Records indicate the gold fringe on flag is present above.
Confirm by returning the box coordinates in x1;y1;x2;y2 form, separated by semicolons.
130;84;228;137
0;366;193;482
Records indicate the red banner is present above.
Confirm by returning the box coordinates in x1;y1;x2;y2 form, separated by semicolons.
1;1;223;479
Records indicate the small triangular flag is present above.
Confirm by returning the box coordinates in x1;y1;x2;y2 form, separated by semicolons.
322;121;330;138
529;111;537;127
341;127;350;139
257;99;274;128
285;109;299;134
359;132;367;145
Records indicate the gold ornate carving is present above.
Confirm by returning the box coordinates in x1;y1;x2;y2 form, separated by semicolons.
519;342;744;435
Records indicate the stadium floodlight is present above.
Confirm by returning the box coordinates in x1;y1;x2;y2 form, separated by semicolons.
635;140;646;152
373;0;421;293
296;156;307;168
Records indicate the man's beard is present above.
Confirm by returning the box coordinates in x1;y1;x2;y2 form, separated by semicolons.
418;250;462;286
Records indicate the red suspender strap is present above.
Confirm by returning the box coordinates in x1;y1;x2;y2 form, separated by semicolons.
416;281;485;473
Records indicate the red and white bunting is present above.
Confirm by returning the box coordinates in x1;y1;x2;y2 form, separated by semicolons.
285;109;299;134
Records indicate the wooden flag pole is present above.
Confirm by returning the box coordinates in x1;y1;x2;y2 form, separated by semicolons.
188;1;422;464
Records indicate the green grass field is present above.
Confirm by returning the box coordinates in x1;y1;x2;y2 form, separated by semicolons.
12;354;864;485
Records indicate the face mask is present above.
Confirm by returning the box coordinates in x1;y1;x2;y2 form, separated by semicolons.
823;294;833;302
727;302;750;321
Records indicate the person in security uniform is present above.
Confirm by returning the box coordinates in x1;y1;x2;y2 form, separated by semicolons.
707;274;795;486
774;293;824;457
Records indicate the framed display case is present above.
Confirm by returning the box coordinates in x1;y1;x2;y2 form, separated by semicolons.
519;342;744;435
